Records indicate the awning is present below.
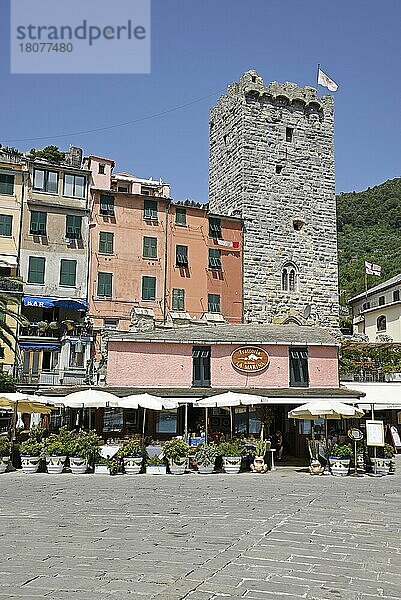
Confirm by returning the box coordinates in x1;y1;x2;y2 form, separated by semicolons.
23;297;87;311
19;342;60;350
342;382;401;406
0;255;17;267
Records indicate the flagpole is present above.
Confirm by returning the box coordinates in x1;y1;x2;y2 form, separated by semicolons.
317;63;320;89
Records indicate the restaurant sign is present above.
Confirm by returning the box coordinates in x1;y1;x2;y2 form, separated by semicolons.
231;346;269;373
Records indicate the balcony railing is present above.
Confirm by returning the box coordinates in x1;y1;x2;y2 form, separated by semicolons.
0;277;23;294
19;369;88;386
20;322;92;339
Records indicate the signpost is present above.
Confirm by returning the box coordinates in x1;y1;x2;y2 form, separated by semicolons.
366;420;385;477
348;428;364;477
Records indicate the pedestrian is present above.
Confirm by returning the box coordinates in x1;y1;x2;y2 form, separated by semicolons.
274;430;284;461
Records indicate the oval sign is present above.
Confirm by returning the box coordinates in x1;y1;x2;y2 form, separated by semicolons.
231;346;269;373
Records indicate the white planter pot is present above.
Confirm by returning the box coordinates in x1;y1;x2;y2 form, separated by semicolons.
309;459;324;476
69;456;88;474
389;459;396;475
94;464;109;474
251;457;268;474
169;457;187;475
197;464;214;474
371;458;390;475
0;456;9;474
20;455;41;474
146;465;167;475
222;455;242;474
329;457;350;477
123;456;143;475
46;455;66;474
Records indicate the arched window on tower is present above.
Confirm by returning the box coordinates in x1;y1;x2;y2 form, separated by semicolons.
377;315;386;332
281;262;298;292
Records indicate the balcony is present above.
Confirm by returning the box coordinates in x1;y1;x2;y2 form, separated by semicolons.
19;369;88;386
0;277;23;295
20;321;92;339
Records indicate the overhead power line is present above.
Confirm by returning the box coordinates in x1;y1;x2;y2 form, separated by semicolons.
1;89;224;145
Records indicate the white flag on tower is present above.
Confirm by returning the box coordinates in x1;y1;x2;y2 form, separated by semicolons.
317;68;338;92
365;261;381;276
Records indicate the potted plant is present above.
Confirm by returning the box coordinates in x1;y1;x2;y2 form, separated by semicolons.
107;456;123;476
162;438;189;475
371;444;395;475
69;430;100;474
146;455;167;475
250;440;269;474
194;442;218;474
218;439;246;474
19;438;43;474
384;443;396;474
94;456;109;474
329;444;352;477
44;427;73;474
119;438;144;475
0;436;10;474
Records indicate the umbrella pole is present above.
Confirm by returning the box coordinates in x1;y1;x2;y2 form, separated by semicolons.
205;407;208;444
142;408;146;443
184;403;188;441
88;408;92;431
230;407;233;439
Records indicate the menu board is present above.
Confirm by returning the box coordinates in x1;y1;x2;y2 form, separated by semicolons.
390;425;401;451
366;420;385;447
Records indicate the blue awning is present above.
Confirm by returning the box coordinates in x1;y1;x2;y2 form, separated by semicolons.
23;297;88;311
19;343;60;350
23;297;54;308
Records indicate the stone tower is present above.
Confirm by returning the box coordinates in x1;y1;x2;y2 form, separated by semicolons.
209;70;339;329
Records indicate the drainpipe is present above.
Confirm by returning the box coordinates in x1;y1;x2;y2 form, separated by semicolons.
14;168;28;381
163;198;171;324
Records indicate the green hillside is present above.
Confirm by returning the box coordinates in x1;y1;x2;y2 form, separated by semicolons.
337;178;401;302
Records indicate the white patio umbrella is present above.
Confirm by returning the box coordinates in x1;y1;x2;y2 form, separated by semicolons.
197;391;270;440
62;388;119;408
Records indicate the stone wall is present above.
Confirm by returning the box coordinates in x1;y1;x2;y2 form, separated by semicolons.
209;70;339;329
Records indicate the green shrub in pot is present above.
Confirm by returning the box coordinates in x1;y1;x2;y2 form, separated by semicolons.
217;439;247;458
194;442;218;474
119;438;144;458
0;436;11;474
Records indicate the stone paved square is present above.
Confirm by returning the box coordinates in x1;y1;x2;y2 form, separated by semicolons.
1;463;401;599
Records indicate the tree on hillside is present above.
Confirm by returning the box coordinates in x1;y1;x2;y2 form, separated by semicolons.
28;145;65;164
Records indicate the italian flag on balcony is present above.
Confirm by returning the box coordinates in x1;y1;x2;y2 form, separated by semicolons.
217;239;240;249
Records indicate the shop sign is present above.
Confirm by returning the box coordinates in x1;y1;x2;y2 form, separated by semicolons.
231;346;269;373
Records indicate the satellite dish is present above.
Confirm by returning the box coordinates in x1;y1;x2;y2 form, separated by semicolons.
303;304;311;319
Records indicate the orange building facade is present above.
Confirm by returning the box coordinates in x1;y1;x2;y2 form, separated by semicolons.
85;156;243;332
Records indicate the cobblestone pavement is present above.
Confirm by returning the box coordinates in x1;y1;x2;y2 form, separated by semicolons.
1;462;401;600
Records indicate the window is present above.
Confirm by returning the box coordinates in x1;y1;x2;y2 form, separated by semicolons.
100;195;115;216
117;186;129;193
362;302;371;311
143;236;157;259
98;164;105;174
393;290;400;302
208;294;221;313
66;215;82;239
0;173;14;196
0;215;12;237
286;127;294;142
97;272;113;297
69;343;84;368
209;217;221;238
192;346;211;387
144;199;158;220
172;288;185;311
104;318;119;329
33;169;58;194
289;348;309;387
156;410;177;434
28;256;45;284
209;248;222;270
142;276;156;301
64;174;86;198
377;316;387;332
378;296;385;306
59;260;77;287
276;165;283;174
99;231;114;254
141;186;151;195
175;207;186;226
30;211;47;235
282;262;298;292
176;245;188;267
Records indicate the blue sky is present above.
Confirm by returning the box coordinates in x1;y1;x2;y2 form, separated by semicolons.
1;0;400;201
